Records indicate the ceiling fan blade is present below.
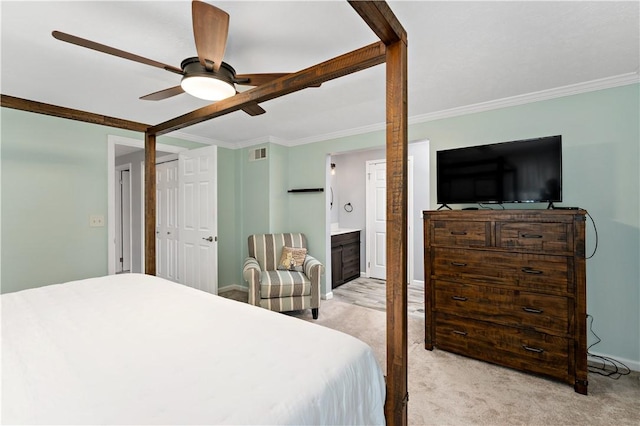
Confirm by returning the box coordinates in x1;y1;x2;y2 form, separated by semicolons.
52;31;184;75
192;0;229;72
235;73;321;88
140;85;185;101
241;102;266;116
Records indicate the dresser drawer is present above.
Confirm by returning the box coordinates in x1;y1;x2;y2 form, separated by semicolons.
432;248;572;294
497;221;572;254
435;313;570;382
432;220;489;247
434;280;570;335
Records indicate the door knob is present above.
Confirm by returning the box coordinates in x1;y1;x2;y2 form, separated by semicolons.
203;236;214;242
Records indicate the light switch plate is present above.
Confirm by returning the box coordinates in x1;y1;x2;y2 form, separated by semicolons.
90;215;105;227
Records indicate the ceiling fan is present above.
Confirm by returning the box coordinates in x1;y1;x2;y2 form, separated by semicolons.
52;0;311;116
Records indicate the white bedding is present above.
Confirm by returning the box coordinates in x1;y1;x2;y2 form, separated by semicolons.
1;274;385;425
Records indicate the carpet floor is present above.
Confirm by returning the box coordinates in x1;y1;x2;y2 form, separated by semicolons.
219;287;639;425
288;298;640;426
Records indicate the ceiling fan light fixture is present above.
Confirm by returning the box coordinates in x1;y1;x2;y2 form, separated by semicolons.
180;57;236;101
180;75;235;101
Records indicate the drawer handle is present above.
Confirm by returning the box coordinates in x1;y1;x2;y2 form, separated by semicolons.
521;267;543;275
450;262;467;267
522;345;545;354
452;296;468;302
522;307;544;314
521;233;543;239
450;231;467;236
452;330;467;336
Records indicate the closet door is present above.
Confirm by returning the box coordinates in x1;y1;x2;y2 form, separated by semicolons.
156;160;179;282
178;145;218;294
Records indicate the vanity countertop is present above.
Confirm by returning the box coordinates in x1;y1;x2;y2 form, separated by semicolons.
330;228;360;236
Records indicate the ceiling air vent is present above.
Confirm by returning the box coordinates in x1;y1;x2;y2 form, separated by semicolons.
249;147;267;161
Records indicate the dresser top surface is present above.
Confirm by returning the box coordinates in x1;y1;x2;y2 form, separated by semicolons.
423;209;586;219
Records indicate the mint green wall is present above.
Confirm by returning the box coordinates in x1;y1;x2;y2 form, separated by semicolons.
217;147;241;288
269;143;289;233
275;84;639;366
239;145;270;240
0;108;202;293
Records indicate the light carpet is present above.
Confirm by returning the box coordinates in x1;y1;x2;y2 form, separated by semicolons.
288;298;640;426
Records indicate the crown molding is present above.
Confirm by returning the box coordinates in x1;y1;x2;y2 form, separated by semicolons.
166;130;233;149
284;121;387;147
235;135;288;149
408;72;640;125
277;72;640;149
180;72;639;150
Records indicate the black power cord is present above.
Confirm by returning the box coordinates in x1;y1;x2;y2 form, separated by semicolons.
585;210;599;259
586;314;631;379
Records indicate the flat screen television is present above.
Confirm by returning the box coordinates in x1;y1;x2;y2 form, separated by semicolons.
436;135;562;206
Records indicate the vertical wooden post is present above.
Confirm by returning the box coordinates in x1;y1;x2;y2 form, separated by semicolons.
144;132;156;275
345;3;409;422
385;38;409;425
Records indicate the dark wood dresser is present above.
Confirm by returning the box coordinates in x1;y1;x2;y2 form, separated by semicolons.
331;230;361;289
423;209;588;394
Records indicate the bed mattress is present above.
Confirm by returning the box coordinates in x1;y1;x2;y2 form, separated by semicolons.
1;274;385;424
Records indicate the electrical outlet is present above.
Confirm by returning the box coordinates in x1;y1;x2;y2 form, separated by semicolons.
90;215;105;227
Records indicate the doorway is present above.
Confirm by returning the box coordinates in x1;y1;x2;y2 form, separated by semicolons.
108;135;184;275
107;136;219;294
115;164;132;273
328;140;428;294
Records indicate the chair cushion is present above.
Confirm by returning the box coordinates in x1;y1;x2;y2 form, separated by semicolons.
260;270;311;299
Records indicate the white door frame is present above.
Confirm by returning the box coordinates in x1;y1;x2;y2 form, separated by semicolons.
115;163;132;273
107;135;187;275
365;156;414;284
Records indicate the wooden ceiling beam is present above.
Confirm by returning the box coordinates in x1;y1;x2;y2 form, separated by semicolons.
0;94;149;132
148;41;386;136
348;1;407;45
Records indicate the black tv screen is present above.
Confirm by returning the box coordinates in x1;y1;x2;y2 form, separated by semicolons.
436;135;562;205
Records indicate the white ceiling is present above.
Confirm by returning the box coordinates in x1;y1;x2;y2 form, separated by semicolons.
2;1;638;148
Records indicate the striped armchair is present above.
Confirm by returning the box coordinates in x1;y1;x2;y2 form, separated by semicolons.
243;233;324;319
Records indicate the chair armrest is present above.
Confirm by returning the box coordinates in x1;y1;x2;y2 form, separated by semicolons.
303;255;324;281
303;255;324;310
243;257;262;306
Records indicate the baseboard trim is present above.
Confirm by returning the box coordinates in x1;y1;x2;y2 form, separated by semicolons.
323;291;334;300
218;284;248;293
589;351;640;373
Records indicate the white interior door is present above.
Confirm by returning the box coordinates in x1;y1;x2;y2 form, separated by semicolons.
367;161;387;279
366;158;414;282
156;160;179;282
115;165;131;273
178;145;218;294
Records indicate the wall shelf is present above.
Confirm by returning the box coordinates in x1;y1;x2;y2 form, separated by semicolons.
287;188;324;193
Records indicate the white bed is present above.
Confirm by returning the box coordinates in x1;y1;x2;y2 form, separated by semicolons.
1;274;385;425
